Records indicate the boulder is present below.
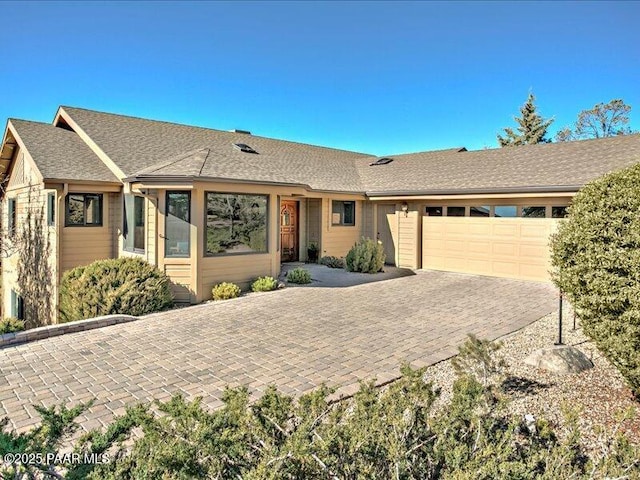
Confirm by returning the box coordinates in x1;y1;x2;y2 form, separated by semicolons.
524;345;594;374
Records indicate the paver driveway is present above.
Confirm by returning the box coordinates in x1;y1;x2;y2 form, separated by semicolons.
0;271;557;432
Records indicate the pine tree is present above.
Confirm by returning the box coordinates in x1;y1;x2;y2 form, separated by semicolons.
497;93;554;147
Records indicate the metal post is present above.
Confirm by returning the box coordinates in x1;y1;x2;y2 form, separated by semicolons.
555;291;564;345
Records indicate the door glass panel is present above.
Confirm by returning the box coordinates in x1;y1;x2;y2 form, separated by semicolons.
494;206;517;218
425;206;443;216
470;206;490;217
446;206;465;217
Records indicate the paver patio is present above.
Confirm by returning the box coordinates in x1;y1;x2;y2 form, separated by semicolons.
0;270;557;432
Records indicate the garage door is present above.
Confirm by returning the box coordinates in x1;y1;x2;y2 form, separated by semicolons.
422;217;560;281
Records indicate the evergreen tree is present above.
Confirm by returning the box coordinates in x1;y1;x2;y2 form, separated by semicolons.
497;93;554;147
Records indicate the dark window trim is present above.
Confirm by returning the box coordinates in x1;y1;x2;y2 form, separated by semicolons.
47;192;55;226
64;193;103;227
11;289;24;320
204;191;270;257
165;190;191;258
331;200;356;226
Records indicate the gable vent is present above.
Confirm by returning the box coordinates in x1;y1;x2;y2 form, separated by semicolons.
369;157;394;166
233;143;258;154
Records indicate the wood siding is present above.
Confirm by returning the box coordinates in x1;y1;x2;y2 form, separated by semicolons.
164;263;192;303
60;192;116;273
398;210;421;269
320;198;363;258
201;254;273;296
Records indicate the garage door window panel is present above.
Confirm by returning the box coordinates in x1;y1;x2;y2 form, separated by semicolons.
470;206;490;217
521;206;546;218
494;206;517;218
446;206;465;217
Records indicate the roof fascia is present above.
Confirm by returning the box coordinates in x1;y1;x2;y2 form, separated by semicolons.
3;120;45;184
366;186;580;200
54;106;126;180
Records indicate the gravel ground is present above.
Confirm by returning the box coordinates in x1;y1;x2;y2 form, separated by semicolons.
423;308;640;456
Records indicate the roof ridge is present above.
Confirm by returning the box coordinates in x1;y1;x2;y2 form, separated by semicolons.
60;105;374;158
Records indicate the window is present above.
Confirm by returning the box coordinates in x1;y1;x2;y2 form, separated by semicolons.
205;192;268;255
446;206;465;217
10;290;24;320
124;194;145;253
47;193;55;226
552;206;569;218
425;206;443;216
165;191;191;257
522;206;546;218
470;206;490;217
7;198;16;233
494;206;517;218
332;201;356;226
65;194;103;226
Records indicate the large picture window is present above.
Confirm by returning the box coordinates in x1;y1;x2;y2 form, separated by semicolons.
165;191;191;257
205;192;268;255
65;194;103;226
124;194;145;253
332;201;355;226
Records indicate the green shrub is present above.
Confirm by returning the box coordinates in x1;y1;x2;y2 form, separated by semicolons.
251;276;278;292
286;267;311;284
59;257;173;323
212;282;242;300
0;317;25;334
320;255;345;269
550;163;640;397
345;237;386;273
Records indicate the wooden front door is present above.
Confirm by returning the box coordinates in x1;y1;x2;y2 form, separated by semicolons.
280;200;298;262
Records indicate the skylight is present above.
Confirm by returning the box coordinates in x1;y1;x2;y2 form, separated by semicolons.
369;157;393;166
233;143;258;154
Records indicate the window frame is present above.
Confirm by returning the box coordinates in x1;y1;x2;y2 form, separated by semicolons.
7;197;16;233
331;200;356;226
204;191;269;257
47;192;55;226
123;194;146;254
165;190;191;258
65;193;103;227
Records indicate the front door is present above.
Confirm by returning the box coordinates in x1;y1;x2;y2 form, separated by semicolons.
377;204;396;265
280;200;298;262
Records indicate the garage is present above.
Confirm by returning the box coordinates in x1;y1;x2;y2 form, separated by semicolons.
421;203;566;282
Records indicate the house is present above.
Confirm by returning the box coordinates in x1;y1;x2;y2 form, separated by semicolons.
1;106;639;322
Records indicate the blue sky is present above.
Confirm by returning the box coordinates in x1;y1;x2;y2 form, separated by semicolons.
1;1;638;154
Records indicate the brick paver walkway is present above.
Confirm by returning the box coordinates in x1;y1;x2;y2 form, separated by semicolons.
0;271;556;432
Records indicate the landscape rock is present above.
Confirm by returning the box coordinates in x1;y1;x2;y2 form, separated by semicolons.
524;345;594;374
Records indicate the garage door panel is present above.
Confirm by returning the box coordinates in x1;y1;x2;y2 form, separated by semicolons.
422;217;559;282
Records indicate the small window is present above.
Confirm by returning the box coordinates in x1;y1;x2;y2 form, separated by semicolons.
124;194;146;253
369;157;394;166
165;191;191;257
65;194;103;226
552;206;569;219
470;206;490;217
446;206;465;217
522;206;546;218
332;201;356;226
10;289;24;320
47;192;55;226
425;206;443;216
494;206;517;218
233;143;258;154
7;198;16;233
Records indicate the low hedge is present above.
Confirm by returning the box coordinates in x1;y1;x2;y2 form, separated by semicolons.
59;257;173;322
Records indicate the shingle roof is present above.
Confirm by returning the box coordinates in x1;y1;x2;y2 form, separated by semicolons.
61;106;372;191
358;135;640;195
9;119;120;183
43;106;640;195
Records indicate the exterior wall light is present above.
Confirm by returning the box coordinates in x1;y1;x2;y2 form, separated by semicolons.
401;202;409;217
